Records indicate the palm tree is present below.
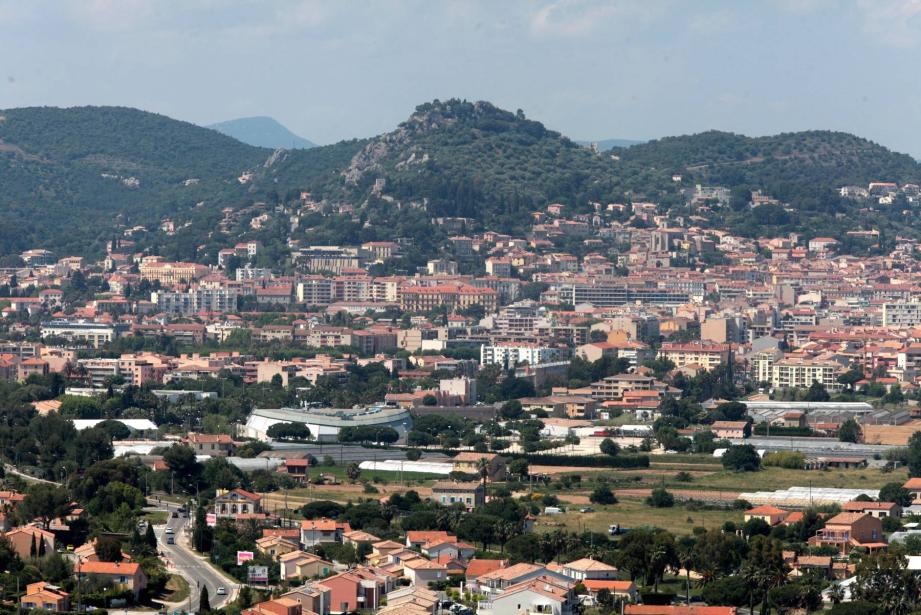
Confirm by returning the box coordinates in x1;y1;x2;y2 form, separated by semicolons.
676;538;696;606
494;521;516;554
477;457;489;488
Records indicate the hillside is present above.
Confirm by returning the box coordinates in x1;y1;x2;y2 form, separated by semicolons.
2;102;921;260
208;116;316;149
620;130;921;239
293;99;634;232
0;106;270;256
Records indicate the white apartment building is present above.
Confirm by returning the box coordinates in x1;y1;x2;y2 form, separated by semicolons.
771;358;843;392
883;302;921;327
480;343;568;369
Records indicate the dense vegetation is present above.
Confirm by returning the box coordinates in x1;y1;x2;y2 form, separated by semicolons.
3;101;921;257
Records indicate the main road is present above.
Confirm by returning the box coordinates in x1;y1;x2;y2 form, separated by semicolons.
151;501;240;610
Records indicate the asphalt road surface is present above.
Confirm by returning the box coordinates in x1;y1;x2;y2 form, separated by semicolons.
153;502;239;610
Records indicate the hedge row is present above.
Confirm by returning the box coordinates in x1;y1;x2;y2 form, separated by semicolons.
512;453;651;468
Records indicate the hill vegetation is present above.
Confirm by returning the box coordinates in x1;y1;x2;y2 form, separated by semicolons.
0;106;268;256
1;101;921;259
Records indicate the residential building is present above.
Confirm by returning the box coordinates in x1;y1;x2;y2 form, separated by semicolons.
20;582;70;612
301;518;352;546
213;488;263;518
431;481;485;511
185;433;236;456
76;561;147;598
481;343;568;369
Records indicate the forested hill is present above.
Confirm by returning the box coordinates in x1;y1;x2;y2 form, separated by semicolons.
621;130;921;186
269;99;633;233
2;101;921;259
0;106;268;255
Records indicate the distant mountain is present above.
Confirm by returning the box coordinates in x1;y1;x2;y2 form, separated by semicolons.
208;116;316;149
577;138;646;150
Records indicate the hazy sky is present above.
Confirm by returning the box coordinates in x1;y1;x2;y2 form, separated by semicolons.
3;0;921;155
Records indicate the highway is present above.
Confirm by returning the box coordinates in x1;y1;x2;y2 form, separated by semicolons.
153;502;240;610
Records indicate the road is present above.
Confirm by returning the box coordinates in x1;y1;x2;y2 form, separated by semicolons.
152;501;240;610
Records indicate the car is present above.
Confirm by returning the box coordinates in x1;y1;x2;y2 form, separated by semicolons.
171;511;179;518
165;527;174;534
579;506;594;513
216;587;227;596
166;536;175;545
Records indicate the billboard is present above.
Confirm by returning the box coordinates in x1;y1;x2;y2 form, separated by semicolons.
237;550;255;566
248;565;269;584
206;513;217;527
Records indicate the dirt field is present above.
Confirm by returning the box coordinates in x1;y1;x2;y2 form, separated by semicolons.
863;420;921;445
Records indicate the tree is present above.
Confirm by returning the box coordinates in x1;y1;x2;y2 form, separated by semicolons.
599;438;620;457
422;394;438;406
646;488;674;508
239;584;253;609
506;534;543;563
508;458;529;480
145;522;157;548
804;381;830;402
95;535;123;562
852;551;919;614
163;444;202;491
346;462;361;483
722;444;761;472
909;431;921;477
880;481;913;507
711;401;747;421
22;484;72;529
745;536;787;615
838;418;862;443
199;586;212;613
743;517;771;537
590;485;617;505
500;400;524;420
267;422;312;440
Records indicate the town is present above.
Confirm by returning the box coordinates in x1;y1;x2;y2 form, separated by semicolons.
1;176;921;615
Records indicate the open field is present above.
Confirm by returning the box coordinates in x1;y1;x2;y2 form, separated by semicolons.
533;499;742;536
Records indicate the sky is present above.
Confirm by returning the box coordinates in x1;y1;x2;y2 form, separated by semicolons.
3;0;921;155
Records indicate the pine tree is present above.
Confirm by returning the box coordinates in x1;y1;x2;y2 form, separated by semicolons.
199;586;211;613
239;585;252;608
29;535;36;558
146;522;157;548
38;537;46;557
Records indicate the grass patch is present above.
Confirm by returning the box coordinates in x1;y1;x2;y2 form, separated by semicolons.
144;511;168;525
534;499;741;536
307;465;444;483
162;575;190;603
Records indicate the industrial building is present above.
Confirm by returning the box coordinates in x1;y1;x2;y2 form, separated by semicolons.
244;404;412;443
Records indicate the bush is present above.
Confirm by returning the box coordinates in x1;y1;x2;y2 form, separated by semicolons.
722;445;761;472
674;471;693;482
590;485;617;505
600;438;620;457
646;488;675;508
519;453;649;468
762;451;805;469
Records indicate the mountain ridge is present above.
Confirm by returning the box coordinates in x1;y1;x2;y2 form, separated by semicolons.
1;100;920;258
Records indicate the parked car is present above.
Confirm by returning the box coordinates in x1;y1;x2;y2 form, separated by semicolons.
580;506;594;513
217;587;227;596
